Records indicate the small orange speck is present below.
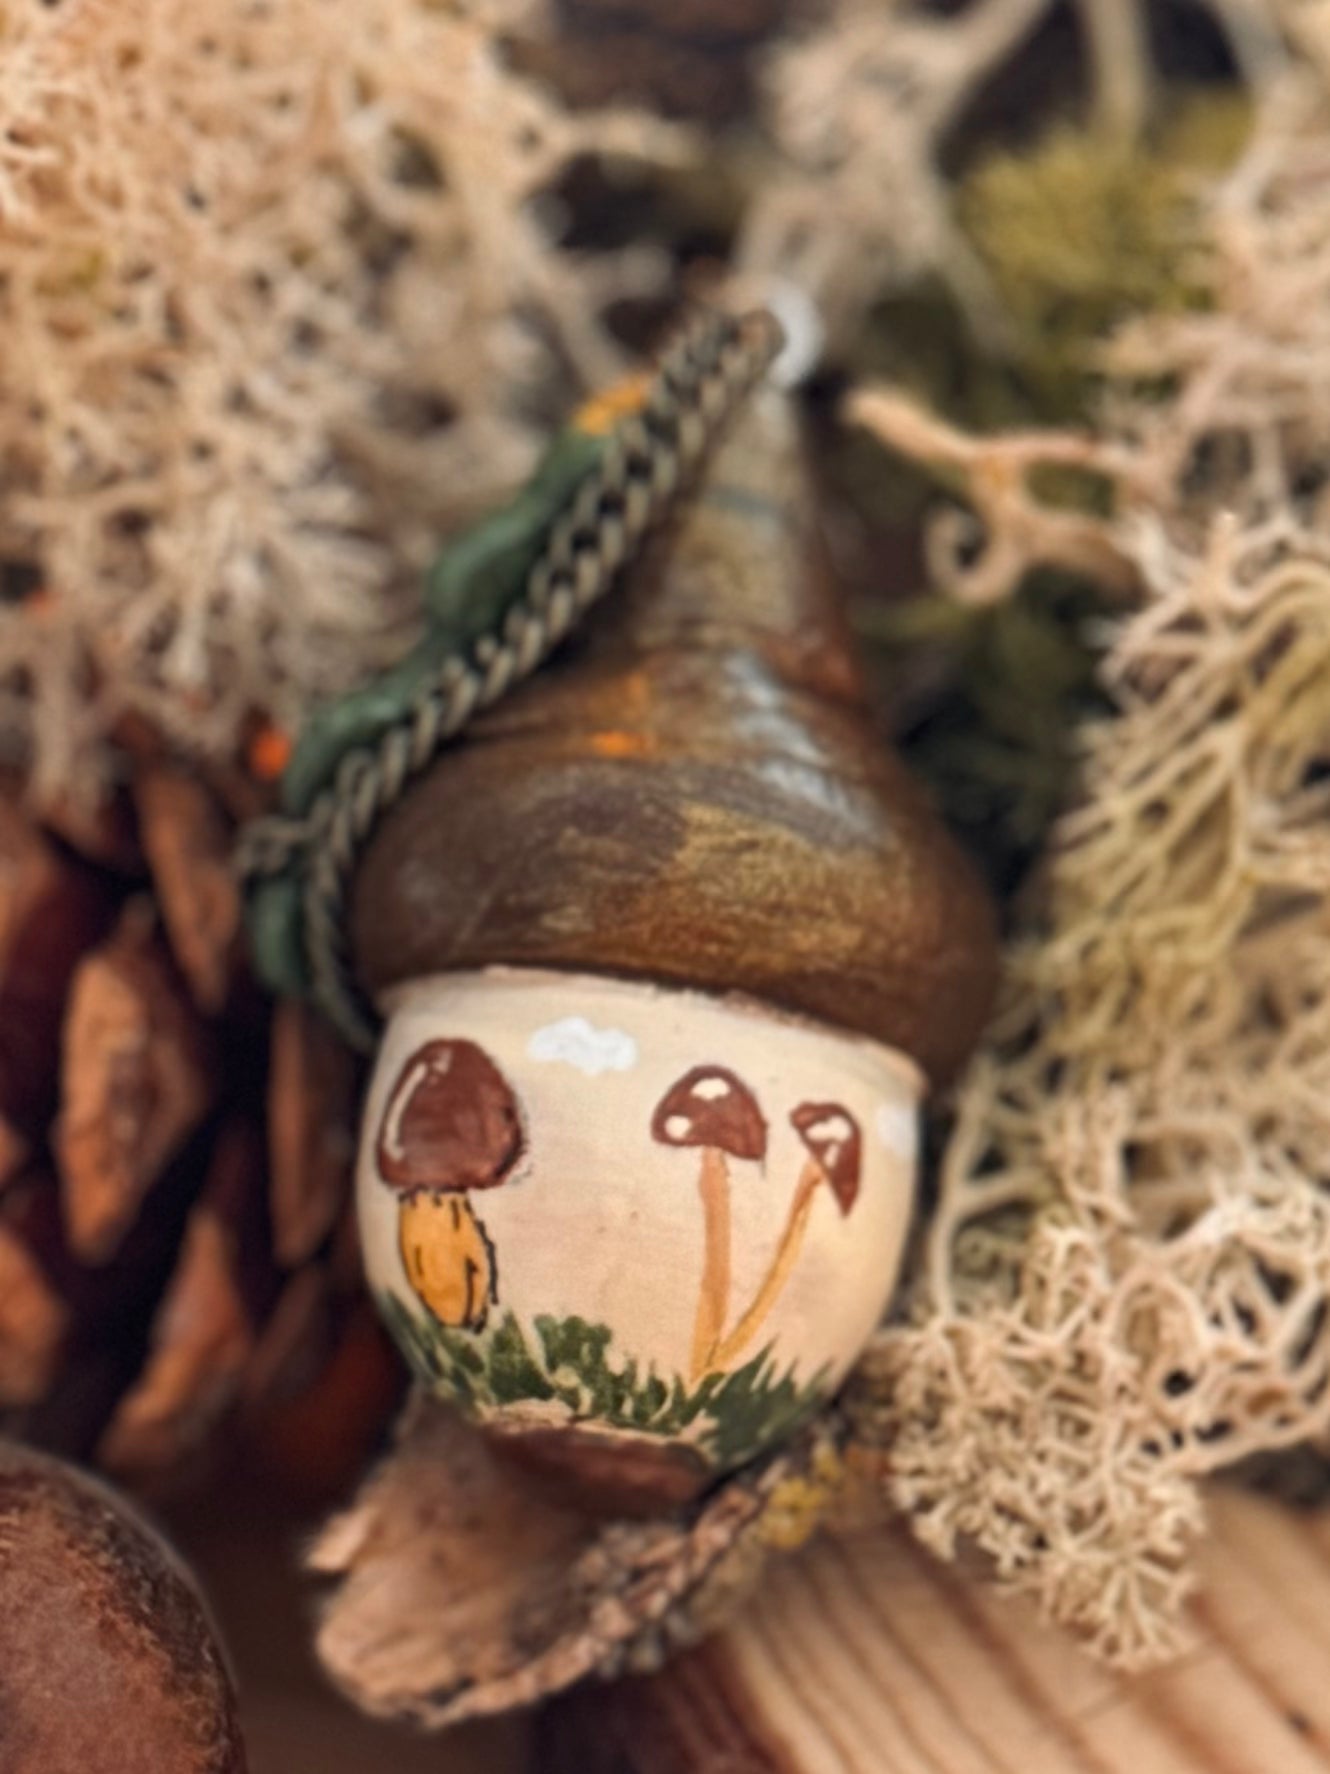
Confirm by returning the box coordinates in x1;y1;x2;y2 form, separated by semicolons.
249;723;292;781
590;729;652;759
573;372;652;437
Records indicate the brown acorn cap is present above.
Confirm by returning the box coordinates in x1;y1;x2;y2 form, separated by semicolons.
0;1441;247;1774
375;1038;524;1194
351;390;998;1086
650;1065;768;1161
790;1101;861;1214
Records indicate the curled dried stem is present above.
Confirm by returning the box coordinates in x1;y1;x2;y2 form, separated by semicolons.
843;384;1143;605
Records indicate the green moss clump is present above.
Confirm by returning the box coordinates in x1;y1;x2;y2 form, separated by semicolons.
956;91;1252;417
860;571;1108;900
834;94;1251;896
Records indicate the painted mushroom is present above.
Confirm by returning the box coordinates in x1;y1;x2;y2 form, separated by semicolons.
651;1065;767;1380
375;1037;524;1331
713;1101;861;1368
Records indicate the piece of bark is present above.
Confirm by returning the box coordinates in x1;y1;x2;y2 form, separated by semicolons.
96;1121;266;1480
0;798;113;1155
308;1395;844;1728
267;1000;359;1268
55;902;216;1264
134;761;241;1015
310;1396;596;1725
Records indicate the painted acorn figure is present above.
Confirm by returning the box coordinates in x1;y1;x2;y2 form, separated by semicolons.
245;308;997;1511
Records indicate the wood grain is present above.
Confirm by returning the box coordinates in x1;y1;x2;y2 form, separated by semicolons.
542;1488;1330;1773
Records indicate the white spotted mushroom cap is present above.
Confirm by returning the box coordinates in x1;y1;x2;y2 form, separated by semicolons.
789;1102;861;1214
650;1065;768;1162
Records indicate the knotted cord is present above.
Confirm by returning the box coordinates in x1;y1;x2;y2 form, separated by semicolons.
236;306;783;1048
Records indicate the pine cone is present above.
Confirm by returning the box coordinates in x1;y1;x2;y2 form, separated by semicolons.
0;742;403;1501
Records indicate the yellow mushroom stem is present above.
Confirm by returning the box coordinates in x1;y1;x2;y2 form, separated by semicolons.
398;1189;496;1331
689;1146;732;1382
709;1160;823;1370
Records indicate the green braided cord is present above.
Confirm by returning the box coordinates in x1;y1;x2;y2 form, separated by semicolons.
237;307;784;1050
278;426;608;821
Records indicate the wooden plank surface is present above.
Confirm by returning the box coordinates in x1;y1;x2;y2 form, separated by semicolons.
542;1487;1330;1773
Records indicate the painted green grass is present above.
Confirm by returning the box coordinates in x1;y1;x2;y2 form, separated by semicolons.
377;1292;828;1473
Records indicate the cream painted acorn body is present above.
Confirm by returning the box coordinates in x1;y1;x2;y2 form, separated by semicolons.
351;388;997;1508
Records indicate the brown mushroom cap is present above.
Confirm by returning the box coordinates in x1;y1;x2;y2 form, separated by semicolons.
789;1101;861;1214
376;1038;524;1194
651;1065;767;1162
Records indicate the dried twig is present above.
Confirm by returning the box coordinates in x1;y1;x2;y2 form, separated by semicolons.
843;383;1142;603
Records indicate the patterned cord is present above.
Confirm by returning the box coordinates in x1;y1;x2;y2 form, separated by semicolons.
237;306;784;1050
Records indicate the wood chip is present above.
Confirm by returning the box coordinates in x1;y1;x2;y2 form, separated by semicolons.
267;1000;358;1267
309;1396;837;1728
133;762;241;1014
310;1396;598;1723
55;902;216;1264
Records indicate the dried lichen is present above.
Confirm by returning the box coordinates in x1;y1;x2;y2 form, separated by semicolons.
736;0;1055;352
0;0;1283;800
0;0;686;800
852;80;1330;1666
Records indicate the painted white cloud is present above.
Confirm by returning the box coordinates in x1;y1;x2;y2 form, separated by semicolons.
875;1100;918;1161
527;1016;639;1077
